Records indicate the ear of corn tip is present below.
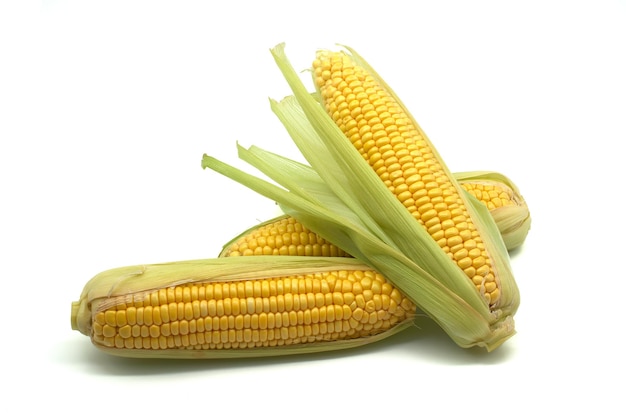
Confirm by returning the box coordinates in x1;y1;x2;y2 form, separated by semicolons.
202;43;521;351
455;171;531;251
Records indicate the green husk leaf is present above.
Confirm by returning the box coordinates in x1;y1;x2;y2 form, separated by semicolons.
237;143;392;244
491;206;531;250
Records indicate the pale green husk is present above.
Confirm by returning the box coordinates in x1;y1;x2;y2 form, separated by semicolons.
71;256;415;359
202;43;520;351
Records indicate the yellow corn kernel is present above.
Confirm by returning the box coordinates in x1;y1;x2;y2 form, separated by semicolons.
313;51;499;305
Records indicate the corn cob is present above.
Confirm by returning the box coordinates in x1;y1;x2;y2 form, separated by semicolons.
220;172;529;257
71;257;416;358
312;50;502;305
204;43;520;350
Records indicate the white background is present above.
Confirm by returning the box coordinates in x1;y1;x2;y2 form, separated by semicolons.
2;1;625;416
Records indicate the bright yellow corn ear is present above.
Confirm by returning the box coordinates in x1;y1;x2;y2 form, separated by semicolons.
203;43;521;351
71;257;417;358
